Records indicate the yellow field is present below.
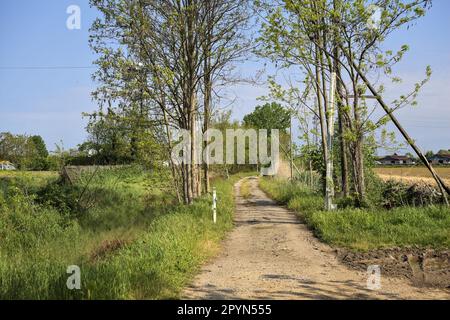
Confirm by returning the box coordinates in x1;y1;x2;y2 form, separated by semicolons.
375;167;450;186
0;171;59;188
0;171;58;178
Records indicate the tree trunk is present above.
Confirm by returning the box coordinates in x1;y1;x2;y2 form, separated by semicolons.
314;52;328;177
337;101;350;197
353;139;366;204
332;0;350;197
163;108;182;203
203;48;212;194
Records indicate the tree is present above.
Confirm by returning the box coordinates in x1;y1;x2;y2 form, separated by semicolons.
90;0;251;204
256;0;341;208
425;151;434;159
201;0;251;193
243;103;291;134
90;0;203;203
30;136;48;158
29;135;49;170
327;0;449;203
0;132;48;170
256;0;437;207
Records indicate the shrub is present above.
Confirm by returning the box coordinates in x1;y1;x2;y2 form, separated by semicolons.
36;181;82;217
0;186;80;253
380;180;410;209
379;180;443;209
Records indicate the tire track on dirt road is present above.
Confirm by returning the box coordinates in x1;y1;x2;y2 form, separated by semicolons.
183;177;450;300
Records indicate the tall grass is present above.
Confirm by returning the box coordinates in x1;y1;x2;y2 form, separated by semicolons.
0;168;245;299
259;177;450;251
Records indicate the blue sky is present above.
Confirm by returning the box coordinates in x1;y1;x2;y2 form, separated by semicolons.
0;0;449;153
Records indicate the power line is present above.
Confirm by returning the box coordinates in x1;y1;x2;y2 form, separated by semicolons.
0;66;95;70
405;125;450;129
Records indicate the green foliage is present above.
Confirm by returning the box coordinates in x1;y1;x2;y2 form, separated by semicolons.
259;177;323;213
0;187;80;252
211;110;257;175
255;0;433;202
0;171;59;197
29;135;50;170
243;102;291;134
425;151;434;158
30;136;49;158
36;182;83;218
70;175;240;299
0;132;49;170
299;144;325;176
82;108;165;166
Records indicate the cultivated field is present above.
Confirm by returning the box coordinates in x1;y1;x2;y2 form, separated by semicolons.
0;171;59;192
375;167;450;186
0;170;58;180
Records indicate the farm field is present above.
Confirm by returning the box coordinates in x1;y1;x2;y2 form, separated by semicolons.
375;167;450;186
0;171;60;196
0;170;59;184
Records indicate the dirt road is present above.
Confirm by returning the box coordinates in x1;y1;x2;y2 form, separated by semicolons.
183;177;450;300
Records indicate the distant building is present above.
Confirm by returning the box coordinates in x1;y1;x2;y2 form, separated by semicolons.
0;161;17;171
428;153;450;165
378;154;414;166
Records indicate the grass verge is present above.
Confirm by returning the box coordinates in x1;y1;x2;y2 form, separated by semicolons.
259;177;450;251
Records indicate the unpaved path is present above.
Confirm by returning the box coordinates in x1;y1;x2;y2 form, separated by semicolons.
183;177;450;300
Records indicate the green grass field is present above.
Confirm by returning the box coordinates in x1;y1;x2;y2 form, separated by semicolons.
0;168;246;299
259;177;450;251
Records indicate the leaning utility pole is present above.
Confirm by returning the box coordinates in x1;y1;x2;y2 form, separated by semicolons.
325;72;337;211
346;58;449;206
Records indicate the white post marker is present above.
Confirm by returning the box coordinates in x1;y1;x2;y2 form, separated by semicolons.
212;187;217;224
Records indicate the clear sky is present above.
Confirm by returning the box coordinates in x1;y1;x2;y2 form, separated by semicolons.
1;0;449;154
